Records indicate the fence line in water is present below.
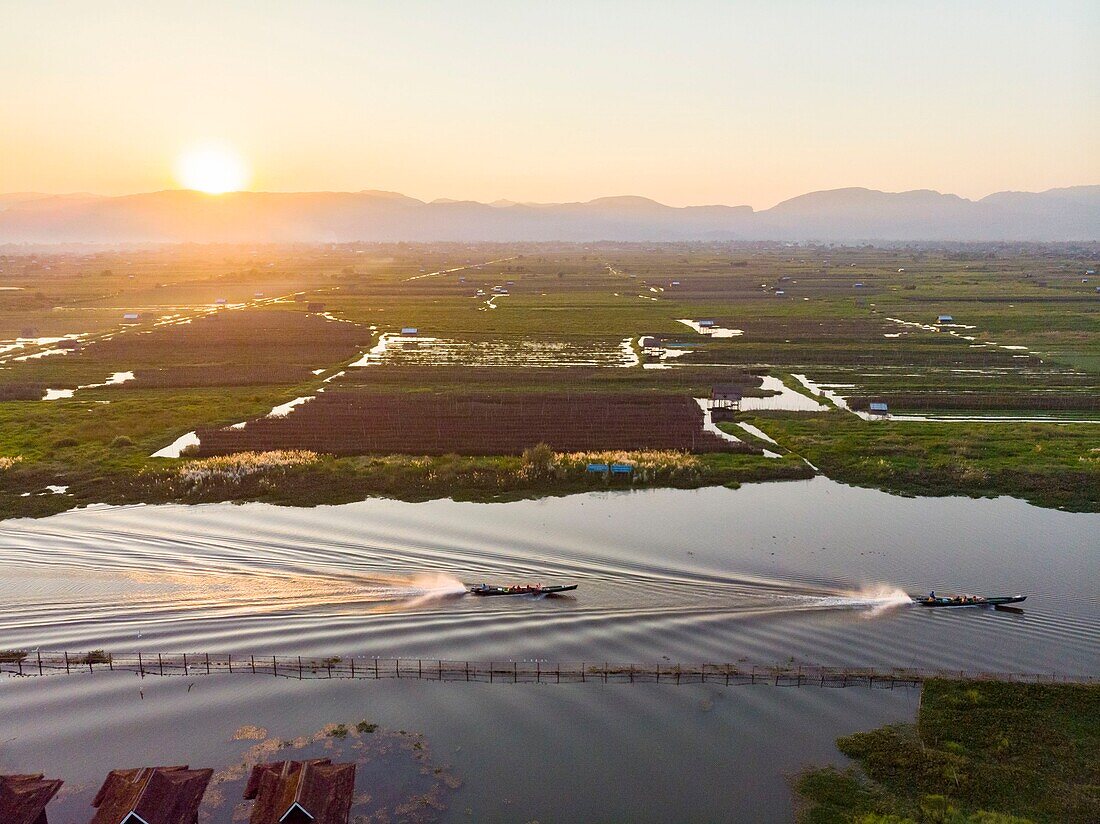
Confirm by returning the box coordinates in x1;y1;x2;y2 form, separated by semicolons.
0;652;1093;688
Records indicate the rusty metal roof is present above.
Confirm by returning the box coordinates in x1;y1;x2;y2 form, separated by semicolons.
90;766;212;824
245;760;356;824
0;773;64;824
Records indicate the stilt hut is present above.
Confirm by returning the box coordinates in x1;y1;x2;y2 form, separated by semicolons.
90;766;212;824
710;384;743;411
0;774;63;824
244;759;356;824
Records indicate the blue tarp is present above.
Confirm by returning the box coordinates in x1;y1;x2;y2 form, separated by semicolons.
586;463;609;472
611;464;633;474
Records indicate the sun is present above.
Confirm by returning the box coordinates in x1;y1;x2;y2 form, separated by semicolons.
175;144;249;194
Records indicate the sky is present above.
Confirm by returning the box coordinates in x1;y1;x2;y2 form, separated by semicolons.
1;0;1097;208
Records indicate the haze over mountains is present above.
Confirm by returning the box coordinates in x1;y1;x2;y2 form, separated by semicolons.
1;185;1097;245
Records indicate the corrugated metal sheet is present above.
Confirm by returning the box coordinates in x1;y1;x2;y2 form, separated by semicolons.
0;773;64;824
245;760;355;824
91;766;212;824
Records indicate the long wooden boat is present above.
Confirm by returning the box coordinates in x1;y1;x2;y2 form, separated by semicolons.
468;583;578;597
913;594;1026;608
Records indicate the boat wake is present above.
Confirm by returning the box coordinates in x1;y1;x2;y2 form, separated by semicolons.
791;586;914;616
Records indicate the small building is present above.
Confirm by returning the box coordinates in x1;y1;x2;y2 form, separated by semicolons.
638;335;659;349
710;384;743;410
122;313;140;322
936;315;954;324
774;290;785;297
91;766;212;824
244;759;355;824
254;291;265;298
214;298;227;305
58;339;81;350
400;327;419;336
669;280;680;286
0;773;64;824
853;282;865;288
868;402;889;416
306;302;326;312
696;319;716;328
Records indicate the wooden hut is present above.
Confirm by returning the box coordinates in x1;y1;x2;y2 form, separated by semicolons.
710;384;743;410
0;774;63;824
244;759;355;824
90;766;212;824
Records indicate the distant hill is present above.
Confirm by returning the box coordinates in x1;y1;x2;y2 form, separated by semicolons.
0;185;1096;244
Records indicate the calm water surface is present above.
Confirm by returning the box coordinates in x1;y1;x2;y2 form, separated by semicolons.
1;478;1096;822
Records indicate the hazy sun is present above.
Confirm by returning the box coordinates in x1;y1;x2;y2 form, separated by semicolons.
175;144;249;194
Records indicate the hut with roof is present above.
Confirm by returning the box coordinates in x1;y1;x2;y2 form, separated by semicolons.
0;773;64;824
244;759;355;824
710;384;743;410
90;766;212;824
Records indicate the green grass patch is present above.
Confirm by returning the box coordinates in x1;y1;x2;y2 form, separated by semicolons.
794;679;1100;823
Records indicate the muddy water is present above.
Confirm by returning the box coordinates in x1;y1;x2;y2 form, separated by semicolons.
0;478;1096;822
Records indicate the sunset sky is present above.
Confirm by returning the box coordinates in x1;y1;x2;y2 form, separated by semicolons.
2;1;1097;208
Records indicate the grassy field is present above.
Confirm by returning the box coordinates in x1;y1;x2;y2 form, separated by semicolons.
736;412;1100;511
794;679;1100;823
0;242;1096;518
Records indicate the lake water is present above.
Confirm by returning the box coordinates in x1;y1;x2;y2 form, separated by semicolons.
1;478;1096;822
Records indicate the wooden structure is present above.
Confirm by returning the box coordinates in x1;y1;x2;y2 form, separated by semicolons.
2;651;1092;689
245;760;355;824
710;384;743;410
0;774;63;824
868;402;889;416
91;766;212;824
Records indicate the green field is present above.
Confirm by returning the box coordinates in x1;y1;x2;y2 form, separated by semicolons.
1;242;1096;518
794;679;1100;823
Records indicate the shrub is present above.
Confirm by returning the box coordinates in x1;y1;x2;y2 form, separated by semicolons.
178;450;320;484
111;435;134;448
521;443;557;479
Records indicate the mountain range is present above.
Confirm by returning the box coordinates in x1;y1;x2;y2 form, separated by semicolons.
0;185;1097;244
